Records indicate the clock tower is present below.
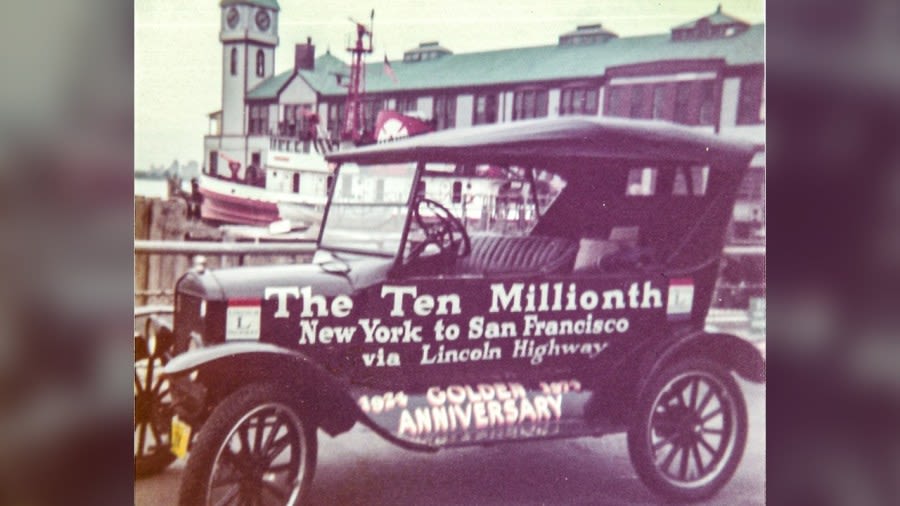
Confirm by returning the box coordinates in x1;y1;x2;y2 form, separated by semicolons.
219;0;279;136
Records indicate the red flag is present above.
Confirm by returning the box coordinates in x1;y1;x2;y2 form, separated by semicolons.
383;54;397;83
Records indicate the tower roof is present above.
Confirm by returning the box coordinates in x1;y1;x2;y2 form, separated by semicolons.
220;0;280;11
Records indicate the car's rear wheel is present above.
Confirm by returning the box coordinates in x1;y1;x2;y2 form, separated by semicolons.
179;384;317;506
627;358;747;502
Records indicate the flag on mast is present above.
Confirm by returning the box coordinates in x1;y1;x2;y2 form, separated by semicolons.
383;54;398;83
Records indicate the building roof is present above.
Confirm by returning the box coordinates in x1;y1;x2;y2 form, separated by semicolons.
318;24;763;96
404;41;453;57
672;5;749;29
247;22;762;101
297;52;351;93
247;52;349;100
220;0;280;10
326;116;755;167
247;69;293;99
558;23;618;41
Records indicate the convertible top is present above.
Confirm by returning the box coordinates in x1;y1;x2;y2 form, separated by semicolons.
326;116;756;167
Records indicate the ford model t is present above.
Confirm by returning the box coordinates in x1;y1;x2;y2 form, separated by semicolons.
150;117;764;504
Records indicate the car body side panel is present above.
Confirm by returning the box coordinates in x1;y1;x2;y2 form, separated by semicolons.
192;270;714;447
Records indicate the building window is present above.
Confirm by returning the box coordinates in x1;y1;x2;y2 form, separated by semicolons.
473;93;498;125
282;104;297;136
737;74;764;124
674;82;692;124
699;81;716;125
696;19;712;38
559;86;598;116
230;48;237;76
609;81;719;124
606;86;628;117
652;85;667;119
363;98;385;135
249;104;269;135
395;96;418;113
433;95;456;130
255;50;265;77
629;85;647;118
327;102;345;140
513;89;548;120
282;104;314;138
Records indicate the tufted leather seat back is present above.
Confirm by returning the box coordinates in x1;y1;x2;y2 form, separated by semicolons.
455;234;578;275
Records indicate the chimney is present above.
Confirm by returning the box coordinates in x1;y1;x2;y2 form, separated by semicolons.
295;37;315;71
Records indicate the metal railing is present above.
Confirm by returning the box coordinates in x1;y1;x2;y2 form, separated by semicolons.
135;239;316;256
134;239;318;304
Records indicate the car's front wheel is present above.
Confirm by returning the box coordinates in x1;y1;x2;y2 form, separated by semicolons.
134;320;176;477
179;384;318;506
627;358;747;502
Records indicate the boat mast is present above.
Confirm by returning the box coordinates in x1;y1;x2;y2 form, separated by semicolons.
342;10;374;144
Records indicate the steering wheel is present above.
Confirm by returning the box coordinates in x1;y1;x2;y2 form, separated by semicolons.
410;197;471;259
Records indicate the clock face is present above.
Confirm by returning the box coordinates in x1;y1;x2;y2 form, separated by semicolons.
255;9;271;31
226;7;239;29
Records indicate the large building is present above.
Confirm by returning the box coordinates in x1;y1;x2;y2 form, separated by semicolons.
204;1;764;241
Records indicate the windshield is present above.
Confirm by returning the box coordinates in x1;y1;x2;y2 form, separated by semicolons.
319;162;417;256
320;160;568;258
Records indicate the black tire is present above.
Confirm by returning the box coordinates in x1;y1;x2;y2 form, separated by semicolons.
135;333;176;477
179;384;318;506
627;358;748;502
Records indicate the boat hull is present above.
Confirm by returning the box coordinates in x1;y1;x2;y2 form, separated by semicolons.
197;172;331;226
199;185;280;226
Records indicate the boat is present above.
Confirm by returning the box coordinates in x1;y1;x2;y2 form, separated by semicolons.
195;13;515;230
197;112;432;227
197;14;377;228
198;148;331;227
198;109;436;228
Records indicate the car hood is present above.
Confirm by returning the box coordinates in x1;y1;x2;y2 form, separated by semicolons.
178;256;394;302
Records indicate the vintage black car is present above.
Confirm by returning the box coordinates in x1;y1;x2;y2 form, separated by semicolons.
153;117;765;505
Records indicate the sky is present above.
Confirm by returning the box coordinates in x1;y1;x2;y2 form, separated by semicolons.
134;0;764;172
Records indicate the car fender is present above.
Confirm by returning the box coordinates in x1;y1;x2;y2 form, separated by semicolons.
162;341;359;437
635;330;766;402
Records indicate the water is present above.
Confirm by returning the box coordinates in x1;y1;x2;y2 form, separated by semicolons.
134;178;191;199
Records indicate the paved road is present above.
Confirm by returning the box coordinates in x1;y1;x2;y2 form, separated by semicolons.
136;380;764;505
